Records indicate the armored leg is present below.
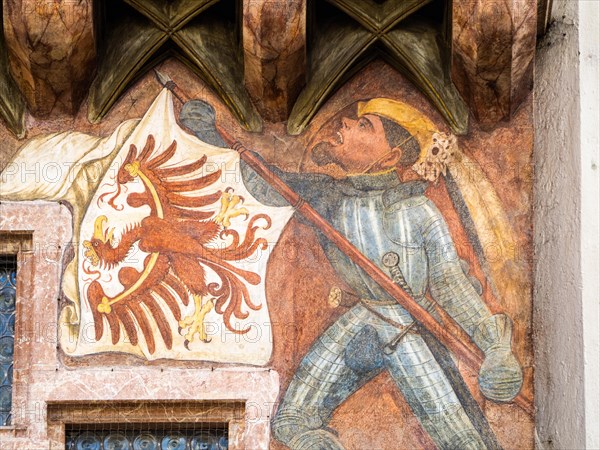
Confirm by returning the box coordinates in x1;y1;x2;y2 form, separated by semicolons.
374;306;487;450
272;305;383;450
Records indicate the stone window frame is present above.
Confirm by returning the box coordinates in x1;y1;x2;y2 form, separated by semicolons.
47;400;245;449
0;201;279;449
0;230;33;435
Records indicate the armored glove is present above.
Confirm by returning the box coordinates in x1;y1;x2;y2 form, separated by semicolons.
473;314;523;402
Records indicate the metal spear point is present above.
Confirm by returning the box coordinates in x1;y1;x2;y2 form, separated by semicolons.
154;69;171;87
154;69;189;103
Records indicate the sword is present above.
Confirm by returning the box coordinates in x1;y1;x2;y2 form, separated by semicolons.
381;251;436;354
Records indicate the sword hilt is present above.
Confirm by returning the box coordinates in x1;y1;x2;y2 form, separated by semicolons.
382;251;412;295
382;251;417;353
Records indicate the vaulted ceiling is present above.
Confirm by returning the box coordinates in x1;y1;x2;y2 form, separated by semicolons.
0;0;547;138
289;0;468;134
90;0;260;130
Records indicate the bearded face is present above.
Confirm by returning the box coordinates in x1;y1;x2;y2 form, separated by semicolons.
310;113;398;174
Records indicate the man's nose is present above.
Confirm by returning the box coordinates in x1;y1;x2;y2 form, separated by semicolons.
341;117;355;129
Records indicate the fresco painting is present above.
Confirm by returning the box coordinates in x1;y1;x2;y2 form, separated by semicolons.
228;97;528;449
0;59;533;448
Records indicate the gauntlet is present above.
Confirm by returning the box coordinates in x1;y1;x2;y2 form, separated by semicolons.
473;314;523;402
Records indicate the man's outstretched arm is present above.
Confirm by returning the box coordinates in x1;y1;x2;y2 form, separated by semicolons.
240;157;335;208
180;98;336;208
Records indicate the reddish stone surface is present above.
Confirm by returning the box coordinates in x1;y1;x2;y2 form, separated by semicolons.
243;0;306;122
452;0;537;127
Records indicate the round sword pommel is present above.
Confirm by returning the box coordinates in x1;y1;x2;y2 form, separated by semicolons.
382;252;400;268
328;286;342;308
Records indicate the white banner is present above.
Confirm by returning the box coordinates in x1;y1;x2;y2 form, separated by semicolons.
2;90;293;363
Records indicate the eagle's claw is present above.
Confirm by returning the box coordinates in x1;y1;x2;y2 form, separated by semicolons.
179;296;214;349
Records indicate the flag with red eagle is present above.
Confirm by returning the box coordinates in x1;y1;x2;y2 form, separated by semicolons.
1;89;293;363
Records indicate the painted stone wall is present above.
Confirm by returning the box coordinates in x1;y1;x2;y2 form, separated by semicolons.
0;55;535;449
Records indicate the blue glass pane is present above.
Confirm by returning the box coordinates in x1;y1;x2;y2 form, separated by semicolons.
0;313;14;336
4;364;13;385
0;385;12;410
0;260;16;427
0;315;6;335
0;269;16;288
161;434;187;450
0;412;10;427
0;287;16;312
7;313;14;335
191;433;227;450
74;432;102;450
104;432;131;450
0;336;14;361
65;425;228;450
133;433;159;450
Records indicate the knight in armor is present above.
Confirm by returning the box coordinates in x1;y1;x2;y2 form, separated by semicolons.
180;98;523;450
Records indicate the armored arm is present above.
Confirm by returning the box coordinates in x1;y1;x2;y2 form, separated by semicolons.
180;99;337;208
421;201;523;402
240;158;334;208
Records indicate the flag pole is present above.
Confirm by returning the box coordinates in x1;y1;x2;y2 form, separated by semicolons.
156;71;533;415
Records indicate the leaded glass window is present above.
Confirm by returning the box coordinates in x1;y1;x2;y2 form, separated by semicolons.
0;255;17;426
65;423;228;449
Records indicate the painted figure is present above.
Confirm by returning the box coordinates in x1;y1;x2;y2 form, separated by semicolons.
182;98;524;449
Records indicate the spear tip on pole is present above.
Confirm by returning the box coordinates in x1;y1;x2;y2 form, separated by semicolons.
153;69;187;103
154;69;172;87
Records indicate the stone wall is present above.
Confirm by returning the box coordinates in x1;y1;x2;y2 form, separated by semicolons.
533;0;600;448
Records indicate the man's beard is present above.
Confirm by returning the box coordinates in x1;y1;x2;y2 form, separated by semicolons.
310;141;347;171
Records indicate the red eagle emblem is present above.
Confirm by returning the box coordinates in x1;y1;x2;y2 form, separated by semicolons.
82;134;271;354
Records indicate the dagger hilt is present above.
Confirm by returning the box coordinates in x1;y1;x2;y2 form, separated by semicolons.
382;251;412;296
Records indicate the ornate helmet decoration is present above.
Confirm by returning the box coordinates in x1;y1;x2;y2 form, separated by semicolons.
413;132;459;182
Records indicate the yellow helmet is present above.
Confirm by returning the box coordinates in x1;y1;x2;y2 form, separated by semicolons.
357;98;438;154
